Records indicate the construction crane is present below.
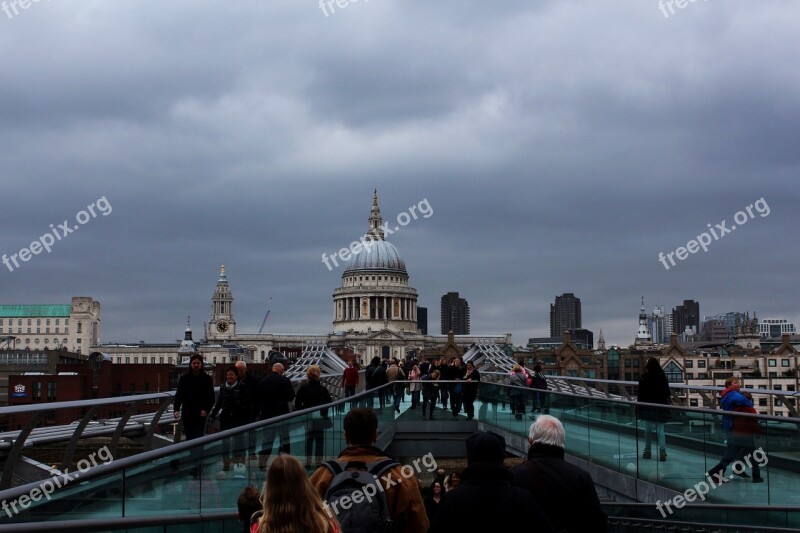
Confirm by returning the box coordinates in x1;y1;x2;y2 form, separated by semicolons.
259;309;271;334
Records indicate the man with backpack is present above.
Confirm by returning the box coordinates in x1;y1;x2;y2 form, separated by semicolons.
309;408;429;533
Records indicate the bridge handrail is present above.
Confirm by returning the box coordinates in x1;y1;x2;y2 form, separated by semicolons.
0;381;395;504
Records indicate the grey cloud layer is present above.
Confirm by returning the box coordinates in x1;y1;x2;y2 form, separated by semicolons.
0;0;797;346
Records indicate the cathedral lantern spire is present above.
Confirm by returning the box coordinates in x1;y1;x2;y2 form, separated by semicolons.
367;189;385;241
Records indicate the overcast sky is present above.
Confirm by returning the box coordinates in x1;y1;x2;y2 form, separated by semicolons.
1;1;797;348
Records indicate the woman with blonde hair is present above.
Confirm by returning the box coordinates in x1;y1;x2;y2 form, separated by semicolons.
251;454;339;533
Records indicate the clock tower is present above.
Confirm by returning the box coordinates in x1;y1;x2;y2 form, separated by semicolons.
209;265;236;340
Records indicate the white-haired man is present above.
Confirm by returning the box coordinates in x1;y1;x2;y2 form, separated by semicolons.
511;415;607;532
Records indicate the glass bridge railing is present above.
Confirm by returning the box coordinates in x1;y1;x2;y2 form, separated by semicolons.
0;381;798;531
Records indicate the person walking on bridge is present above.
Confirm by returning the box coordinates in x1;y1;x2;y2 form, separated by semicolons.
257;362;295;469
173;354;215;441
637;357;671;461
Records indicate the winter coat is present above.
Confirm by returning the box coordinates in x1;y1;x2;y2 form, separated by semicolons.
239;371;260;422
719;387;753;433
732;404;760;439
258;372;295;420
463;368;481;400
309;445;429;533
211;380;252;430
420;374;439;399
637;370;671;423
429;463;554;533
365;363;388;389
341;366;359;387
295;379;333;417
508;371;528;397
450;365;466;393
174;371;215;418
409;367;422;392
511;443;608;533
386;364;405;382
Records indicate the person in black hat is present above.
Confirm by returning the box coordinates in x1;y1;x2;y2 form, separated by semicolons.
429;431;554;533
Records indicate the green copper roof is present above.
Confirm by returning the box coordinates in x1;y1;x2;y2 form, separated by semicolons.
0;305;71;317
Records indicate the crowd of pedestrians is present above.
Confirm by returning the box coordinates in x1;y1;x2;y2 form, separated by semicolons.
174;353;772;532
235;409;607;533
360;355;490;420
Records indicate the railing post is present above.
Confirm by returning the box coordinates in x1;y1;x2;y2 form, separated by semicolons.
0;411;42;489
144;396;175;450
61;404;102;472
108;401;142;459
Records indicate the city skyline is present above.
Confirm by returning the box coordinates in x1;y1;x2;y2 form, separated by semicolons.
0;2;797;349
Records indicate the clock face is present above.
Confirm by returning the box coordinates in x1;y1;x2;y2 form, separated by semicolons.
217;321;229;333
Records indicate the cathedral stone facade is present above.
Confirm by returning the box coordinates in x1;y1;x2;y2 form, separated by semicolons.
97;192;509;366
202;191;509;365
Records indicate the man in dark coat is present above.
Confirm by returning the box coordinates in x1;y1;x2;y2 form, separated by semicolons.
637;357;672;460
257;362;295;468
173;354;215;441
512;415;607;532
430;431;554;533
365;356;388;409
235;360;260;422
210;366;252;469
235;360;260;458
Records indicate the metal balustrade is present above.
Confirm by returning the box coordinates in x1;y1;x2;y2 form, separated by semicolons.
0;380;797;530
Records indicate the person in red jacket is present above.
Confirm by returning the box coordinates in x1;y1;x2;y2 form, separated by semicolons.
342;359;359;404
730;391;764;482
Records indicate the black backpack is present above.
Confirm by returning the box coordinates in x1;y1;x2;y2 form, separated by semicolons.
531;373;547;390
323;458;398;533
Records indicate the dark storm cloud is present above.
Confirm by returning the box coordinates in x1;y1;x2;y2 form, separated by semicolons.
0;0;798;347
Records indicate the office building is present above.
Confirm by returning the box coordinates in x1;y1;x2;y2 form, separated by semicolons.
441;292;470;335
672;299;699;337
550;293;581;337
760;318;796;339
417;306;428;335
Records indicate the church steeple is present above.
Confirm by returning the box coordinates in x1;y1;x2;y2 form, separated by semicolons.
598;329;606;351
635;297;653;346
178;315;198;355
184;315;193;340
209;265;235;339
367;189;385;241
